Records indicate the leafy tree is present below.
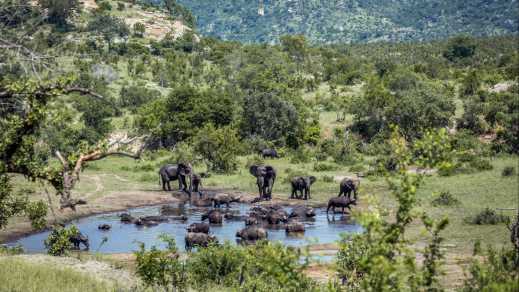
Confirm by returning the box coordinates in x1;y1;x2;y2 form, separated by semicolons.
86;13;129;48
136;86;234;146
193;124;241;173
38;0;79;27
443;35;476;62
44;225;80;256
119;84;161;112
240;91;303;147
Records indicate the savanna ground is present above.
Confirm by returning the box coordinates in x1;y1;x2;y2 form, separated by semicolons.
1;114;517;290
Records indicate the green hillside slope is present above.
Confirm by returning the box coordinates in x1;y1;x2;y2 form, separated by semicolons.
173;0;518;43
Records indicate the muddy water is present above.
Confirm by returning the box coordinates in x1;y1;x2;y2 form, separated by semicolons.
10;203;362;253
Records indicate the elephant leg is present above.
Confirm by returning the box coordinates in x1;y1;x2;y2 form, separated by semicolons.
167;180;172;191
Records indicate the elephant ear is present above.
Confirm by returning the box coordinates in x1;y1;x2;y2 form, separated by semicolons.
309;176;317;184
249;165;260;177
178;163;192;175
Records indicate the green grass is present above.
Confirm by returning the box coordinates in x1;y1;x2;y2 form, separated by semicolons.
0;257;122;292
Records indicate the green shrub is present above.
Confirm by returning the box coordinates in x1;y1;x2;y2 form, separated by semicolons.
502;166;516;177
290;147;313;164
44;225;80;256
349;163;367;173
245;155;265;169
463;246;519;291
0;244;24;255
194;124;242;173
469;158;493;171
469;208;509;225
437;161;456;176
25;201;48;230
313;162;338;172
116;2;125;11
135;234;186;290
188;242;245;288
431;191;460;207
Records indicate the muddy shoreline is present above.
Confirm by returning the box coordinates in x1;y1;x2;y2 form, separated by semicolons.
0;188;327;244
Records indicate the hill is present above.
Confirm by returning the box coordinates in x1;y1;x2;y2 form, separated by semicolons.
173;0;518;43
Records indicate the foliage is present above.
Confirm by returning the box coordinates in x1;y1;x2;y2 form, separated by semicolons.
0;244;24;255
443;35;476;62
38;0;79;27
25;200;48;229
134;234;186;290
193;124;241;173
86;13;129;46
313;162;339;172
119;84;162;112
469;208;509;225
44;225;80;256
501;166;516;177
431;191;460;207
463;246;519;291
175;1;517;44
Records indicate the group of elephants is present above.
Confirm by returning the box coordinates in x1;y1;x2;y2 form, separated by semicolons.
65;148;360;251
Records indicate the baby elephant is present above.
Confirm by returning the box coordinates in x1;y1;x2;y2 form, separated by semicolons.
185;232;217;251
326;196;356;215
211;193;240;208
201;210;223;224
285;222;305;234
290;176;317;200
236;226;268;241
187;222;210;234
192;173;203;196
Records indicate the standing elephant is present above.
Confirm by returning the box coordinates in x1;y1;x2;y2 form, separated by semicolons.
192;173;203;196
250;165;276;200
338;177;359;201
261;148;278;159
290;176;317;200
69;232;89;250
158;163;193;195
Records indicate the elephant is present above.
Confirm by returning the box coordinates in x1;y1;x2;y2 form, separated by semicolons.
245;216;259;226
285;222;305;233
289;205;316;219
326;196;356;215
211;193;240;208
250;164;276;200
192;173;203;196
187;222;210;234
236;226;268;241
69;232;89;250
338;177;360;201
185;232;217;251
98;224;111;231
290;176;317;200
261;148;278;159
158;163;193;195
201;210;223;224
120;213;136;224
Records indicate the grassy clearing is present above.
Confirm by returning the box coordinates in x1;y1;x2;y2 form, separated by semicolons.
0;257;122;292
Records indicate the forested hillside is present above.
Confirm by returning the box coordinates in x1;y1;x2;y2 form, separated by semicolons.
172;0;518;43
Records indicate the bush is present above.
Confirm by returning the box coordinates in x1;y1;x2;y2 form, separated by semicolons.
469;208;509;225
502;166;516;177
322;175;334;183
431;191;460;207
188;242;245;288
0;244;24;255
469;158;493;171
135;234;186;290
119;85;161;111
437;161;456;176
194;124;242;174
313;162;338;172
349;164;367;173
245;155;265;169
44;225;80;256
289;147;313;164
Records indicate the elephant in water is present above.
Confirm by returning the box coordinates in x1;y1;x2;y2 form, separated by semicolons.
69;232;89;250
290;176;317;200
249;164;276;200
158;163;193;195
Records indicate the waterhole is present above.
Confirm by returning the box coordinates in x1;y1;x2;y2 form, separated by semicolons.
10;203;362;253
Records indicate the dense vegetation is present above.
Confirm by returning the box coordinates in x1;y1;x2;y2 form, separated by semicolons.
0;0;518;291
172;0;518;43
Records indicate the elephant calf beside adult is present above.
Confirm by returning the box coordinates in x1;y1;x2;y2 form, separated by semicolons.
159;163;193;195
250;164;276;200
290;176;317;200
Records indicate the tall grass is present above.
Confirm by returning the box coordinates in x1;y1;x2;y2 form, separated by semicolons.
0;257;122;292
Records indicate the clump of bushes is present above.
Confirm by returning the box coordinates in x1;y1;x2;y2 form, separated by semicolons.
289;147;314;164
44;225;80;256
245;155;265;168
349;163;367;173
431;191;460;207
502;166;516;177
469;208;509;225
0;244;24;255
313;162;338;172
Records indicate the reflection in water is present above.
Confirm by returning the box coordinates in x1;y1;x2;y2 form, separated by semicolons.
11;203;363;253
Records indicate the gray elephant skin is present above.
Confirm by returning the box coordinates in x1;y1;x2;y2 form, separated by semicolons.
290;176;317;200
327;196;356;214
158;163;193;195
249;165;276;200
338;178;359;201
185;232;217;251
261;148;278;159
